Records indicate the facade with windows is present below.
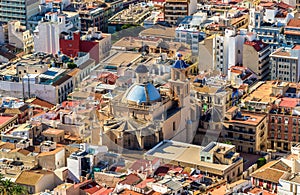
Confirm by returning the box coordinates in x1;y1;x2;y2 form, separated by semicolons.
222;106;268;153
164;0;197;26
270;46;300;82
213;29;245;75
0;0;39;27
268;98;300;153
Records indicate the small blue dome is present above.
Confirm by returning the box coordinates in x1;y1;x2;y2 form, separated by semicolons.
126;83;161;104
172;60;189;69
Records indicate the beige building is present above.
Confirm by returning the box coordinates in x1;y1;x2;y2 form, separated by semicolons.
42;128;65;143
100;58;199;151
16;170;60;194
53;183;80;195
164;0;197;25
38;147;65;171
145;140;243;183
8;21;34;53
243;40;271;80
270;46;300;82
222;106;268;153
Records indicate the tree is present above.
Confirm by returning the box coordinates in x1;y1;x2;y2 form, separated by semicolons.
12;184;28;195
223;141;232;145
67;62;77;69
257;157;267;168
0;175;27;195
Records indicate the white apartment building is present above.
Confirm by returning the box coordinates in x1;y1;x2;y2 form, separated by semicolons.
8;20;33;53
270;45;300;82
33;12;74;54
175;12;207;55
213;29;245;76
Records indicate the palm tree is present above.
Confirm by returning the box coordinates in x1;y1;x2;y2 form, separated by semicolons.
0;175;27;195
0;179;16;195
12;184;28;195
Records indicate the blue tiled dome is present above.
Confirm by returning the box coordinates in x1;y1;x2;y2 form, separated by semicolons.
172;60;189;69
125;83;161;104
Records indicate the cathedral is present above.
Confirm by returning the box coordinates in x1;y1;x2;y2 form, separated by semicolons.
99;54;200;151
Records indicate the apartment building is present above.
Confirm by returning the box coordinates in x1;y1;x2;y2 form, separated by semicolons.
213;29;245;75
108;3;151;33
0;0;39;27
222;106;268;153
243;38;271;80
8;20;33;54
268;96;300;152
164;0;197;26
270;46;300;82
175;13;207;55
78;6;105;32
285;18;300;46
145;140;243;183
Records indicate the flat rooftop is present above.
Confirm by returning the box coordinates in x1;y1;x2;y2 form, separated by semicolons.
225;111;266;126
42;128;64;136
145;140;234;171
102;52;141;67
243;81;278;103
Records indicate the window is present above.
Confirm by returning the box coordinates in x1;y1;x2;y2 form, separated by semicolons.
173;122;176;131
277;142;281;147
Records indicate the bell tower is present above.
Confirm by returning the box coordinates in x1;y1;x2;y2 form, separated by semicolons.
169;53;190;107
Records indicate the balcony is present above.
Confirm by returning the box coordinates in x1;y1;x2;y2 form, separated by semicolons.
224;135;255;143
224;127;255;135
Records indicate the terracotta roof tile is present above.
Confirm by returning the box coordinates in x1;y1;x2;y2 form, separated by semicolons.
287;18;300;27
30;97;55;109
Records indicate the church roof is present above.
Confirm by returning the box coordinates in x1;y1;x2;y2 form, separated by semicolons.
172;60;189;69
135;64;149;74
125;83;161;104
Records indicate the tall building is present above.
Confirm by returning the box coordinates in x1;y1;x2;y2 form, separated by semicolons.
268;95;300;153
270;46;300;82
248;8;263;32
175;13;207;55
243;37;271;80
0;0;39;27
163;0;197;26
213;29;245;75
